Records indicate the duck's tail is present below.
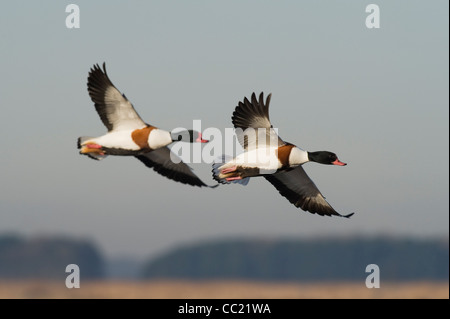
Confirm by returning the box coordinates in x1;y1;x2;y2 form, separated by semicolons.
212;155;250;186
77;136;108;161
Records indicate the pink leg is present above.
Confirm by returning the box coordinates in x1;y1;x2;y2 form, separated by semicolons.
226;176;242;181
222;166;237;174
86;143;102;149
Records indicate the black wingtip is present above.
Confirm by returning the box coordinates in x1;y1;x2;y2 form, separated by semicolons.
89;63;107;75
266;93;272;107
251;92;257;103
250;92;272;107
341;212;355;219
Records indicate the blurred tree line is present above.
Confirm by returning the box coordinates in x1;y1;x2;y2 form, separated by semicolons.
141;237;449;281
1;234;448;281
0;234;104;279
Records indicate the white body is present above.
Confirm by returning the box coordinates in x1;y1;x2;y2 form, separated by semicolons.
217;146;309;174
86;128;172;151
90;130;141;150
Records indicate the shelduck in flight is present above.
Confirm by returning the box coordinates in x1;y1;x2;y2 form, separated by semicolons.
213;92;353;217
78;63;213;187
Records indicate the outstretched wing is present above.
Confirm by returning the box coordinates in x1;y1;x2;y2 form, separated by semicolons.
264;166;354;218
135;147;215;188
232;92;284;150
87;63;147;131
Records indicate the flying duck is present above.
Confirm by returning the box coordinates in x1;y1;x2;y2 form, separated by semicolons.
212;92;353;217
78;63;213;187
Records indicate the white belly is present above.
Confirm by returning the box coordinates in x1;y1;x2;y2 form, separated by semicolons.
221;148;282;171
93;131;140;150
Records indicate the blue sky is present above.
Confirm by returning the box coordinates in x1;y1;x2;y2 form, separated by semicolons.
0;1;448;259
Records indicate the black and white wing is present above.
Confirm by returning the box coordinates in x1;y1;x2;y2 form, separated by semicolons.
264;166;354;218
135;147;216;188
231;92;285;150
87;63;147;132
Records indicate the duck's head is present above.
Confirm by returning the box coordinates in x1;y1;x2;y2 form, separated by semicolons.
171;130;209;143
308;151;347;166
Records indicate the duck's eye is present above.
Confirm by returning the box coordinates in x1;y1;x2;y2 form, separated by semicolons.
177;135;182;141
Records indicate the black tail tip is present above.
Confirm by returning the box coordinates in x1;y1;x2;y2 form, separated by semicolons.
77;137;81;149
211;170;229;185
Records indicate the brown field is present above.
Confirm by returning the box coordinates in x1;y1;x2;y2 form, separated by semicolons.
0;280;448;299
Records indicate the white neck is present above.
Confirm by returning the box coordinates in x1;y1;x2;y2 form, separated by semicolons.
288;147;309;166
148;129;172;149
